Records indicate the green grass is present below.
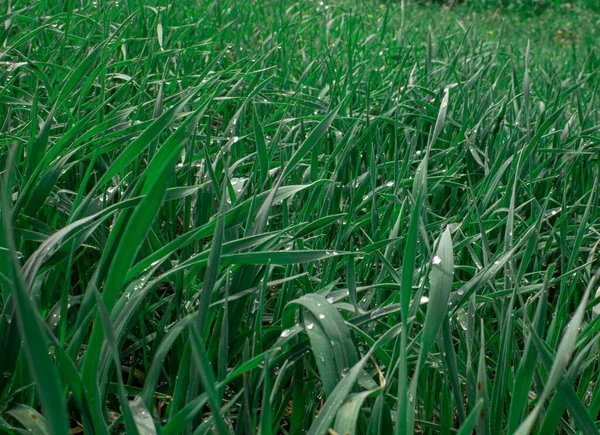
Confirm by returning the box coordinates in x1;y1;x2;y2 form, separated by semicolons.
1;0;600;434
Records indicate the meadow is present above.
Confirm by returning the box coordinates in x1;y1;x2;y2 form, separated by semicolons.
1;0;600;433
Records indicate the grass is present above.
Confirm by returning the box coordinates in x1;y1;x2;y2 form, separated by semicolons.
1;0;600;433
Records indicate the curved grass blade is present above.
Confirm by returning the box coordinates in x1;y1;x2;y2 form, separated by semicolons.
0;147;70;435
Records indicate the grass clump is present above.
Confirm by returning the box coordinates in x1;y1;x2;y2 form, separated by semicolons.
1;0;600;433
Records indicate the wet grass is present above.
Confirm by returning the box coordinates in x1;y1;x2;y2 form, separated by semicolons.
1;0;600;433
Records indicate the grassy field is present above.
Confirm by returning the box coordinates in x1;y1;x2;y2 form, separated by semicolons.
1;0;600;434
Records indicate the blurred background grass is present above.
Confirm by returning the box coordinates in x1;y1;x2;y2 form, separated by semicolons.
384;0;600;68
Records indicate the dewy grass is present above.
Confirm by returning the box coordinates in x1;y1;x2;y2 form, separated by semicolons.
1;0;600;433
